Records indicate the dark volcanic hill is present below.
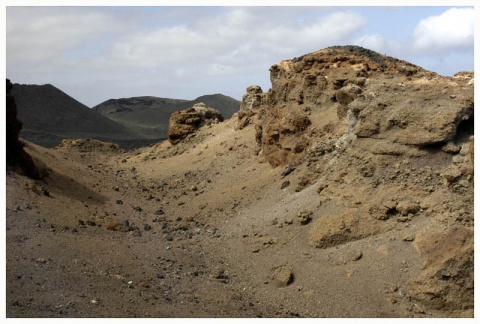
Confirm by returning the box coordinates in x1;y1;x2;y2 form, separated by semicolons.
92;94;240;139
11;84;157;150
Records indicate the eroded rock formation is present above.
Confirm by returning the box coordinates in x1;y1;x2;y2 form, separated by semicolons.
167;102;224;144
236;46;474;315
245;45;473;167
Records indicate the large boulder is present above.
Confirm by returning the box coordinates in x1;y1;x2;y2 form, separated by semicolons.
167;103;224;145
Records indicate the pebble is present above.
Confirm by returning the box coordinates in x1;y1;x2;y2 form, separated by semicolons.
349;250;363;261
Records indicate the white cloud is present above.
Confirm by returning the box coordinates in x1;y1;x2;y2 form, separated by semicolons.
355;34;389;53
7;7;121;64
66;8;368;78
412;8;474;53
10;7;471;106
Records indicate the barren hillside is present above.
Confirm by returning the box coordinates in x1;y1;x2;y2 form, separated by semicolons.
93;94;240;140
11;84;153;150
6;46;474;318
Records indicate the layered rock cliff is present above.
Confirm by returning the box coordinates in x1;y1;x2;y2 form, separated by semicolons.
239;45;473;167
237;45;474;315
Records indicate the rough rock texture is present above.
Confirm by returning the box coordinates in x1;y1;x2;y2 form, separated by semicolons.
5;46;474;318
6;79;47;179
236;85;266;130
249;45;474;167
238;45;474;316
407;226;474;312
167;102;224;144
271;266;294;287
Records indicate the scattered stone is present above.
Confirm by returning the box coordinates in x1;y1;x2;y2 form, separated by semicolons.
271;266;293;287
133;206;143;212
106;219;132;232
349;250;363;261
403;234;415;242
297;210;313;225
86;220;96;226
138;281;150;288
210;266;228;281
435;269;451;280
35;257;47;264
281;166;296;178
116;199;123;205
144;224;152;231
155;208;165;215
281;181;290;189
396;200;420;216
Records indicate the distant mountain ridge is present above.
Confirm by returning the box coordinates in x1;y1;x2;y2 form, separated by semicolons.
11;83;241;149
11;83;156;149
92;93;240;139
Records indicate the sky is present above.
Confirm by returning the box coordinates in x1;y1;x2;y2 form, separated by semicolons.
4;1;477;108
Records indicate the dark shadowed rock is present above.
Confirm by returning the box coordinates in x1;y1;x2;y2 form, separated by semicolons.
6;79;47;179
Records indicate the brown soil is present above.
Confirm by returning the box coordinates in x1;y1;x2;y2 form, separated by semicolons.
5;46;474;318
5;117;473;318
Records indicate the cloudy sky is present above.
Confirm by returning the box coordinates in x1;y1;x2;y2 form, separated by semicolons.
5;1;476;107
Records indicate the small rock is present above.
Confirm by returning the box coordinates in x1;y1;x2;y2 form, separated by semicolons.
272;266;293;287
144;224;152;231
155;208;165;215
403;234;415;242
389;284;398;292
349;250;363;261
35;257;47;264
210;266;227;280
116;199;123;205
435;269;451;280
281;181;290;189
281;166;296;178
138;281;150;288
297;210;312;225
396;200;420;216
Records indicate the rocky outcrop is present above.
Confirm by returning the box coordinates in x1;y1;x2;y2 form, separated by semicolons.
6;79;46;179
167;103;224;144
236;85;266;130
243;45;474;167
235;46;474;315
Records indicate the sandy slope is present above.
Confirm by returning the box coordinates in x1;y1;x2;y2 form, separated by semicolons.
6;114;472;318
